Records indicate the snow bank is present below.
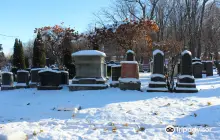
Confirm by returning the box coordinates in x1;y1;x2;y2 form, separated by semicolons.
31;68;45;71
111;65;121;68
153;49;164;56
72;50;106;57
120;61;138;64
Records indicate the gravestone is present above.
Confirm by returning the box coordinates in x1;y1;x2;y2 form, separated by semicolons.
192;62;203;78
126;50;135;61
147;49;168;92
139;63;144;72
202;61;206;74
205;61;213;76
1;72;14;90
192;58;202;63
175;50;198;93
104;63;107;78
119;50;140;91
60;71;69;85
29;68;45;88
16;70;30;88
37;69;62;90
110;65;121;87
69;50;108;91
150;61;153;73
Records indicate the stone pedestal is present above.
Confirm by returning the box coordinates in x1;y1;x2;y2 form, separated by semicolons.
1;72;14;90
192;62;203;78
205;61;213;76
29;68;45;88
175;50;198;93
147;50;168;92
110;65;121;87
37;69;62;90
69;50;108;91
119;61;140;91
16;70;30;89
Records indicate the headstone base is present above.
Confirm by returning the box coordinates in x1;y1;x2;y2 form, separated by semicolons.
119;78;141;91
175;75;198;93
1;85;14;90
29;82;38;88
110;81;119;87
68;84;108;91
37;86;63;90
16;83;29;89
147;74;168;92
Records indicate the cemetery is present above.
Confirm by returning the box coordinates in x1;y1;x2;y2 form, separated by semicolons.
1;0;220;139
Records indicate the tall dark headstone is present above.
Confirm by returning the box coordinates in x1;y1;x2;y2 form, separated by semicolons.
147;49;167;92
202;61;206;74
16;70;30;88
205;61;213;76
1;72;14;90
37;69;62;90
126;50;135;61
60;71;69;85
175;50;198;93
30;68;45;88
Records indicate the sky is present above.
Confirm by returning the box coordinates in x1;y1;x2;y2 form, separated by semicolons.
0;0;111;55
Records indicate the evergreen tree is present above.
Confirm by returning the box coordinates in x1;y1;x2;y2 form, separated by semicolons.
62;32;73;66
13;38;19;67
18;40;26;69
25;57;29;68
32;32;46;68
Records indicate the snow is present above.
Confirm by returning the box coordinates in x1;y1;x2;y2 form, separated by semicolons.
148;81;166;84
72;50;106;57
153;49;164;56
38;69;61;74
60;71;69;74
192;62;203;65
17;70;29;73
111;65;121;68
31;68;45;71
16;83;27;86
1;85;13;87
1;72;220;139
178;75;194;79
150;74;165;78
120;61;138;64
69;84;107;87
126;50;134;54
119;78;140;83
181;50;192;56
1;72;13;75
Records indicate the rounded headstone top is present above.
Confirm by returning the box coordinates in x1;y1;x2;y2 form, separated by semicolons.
1;71;13;75
181;50;192;56
126;50;135;54
38;69;61;74
153;49;164;56
72;50;106;57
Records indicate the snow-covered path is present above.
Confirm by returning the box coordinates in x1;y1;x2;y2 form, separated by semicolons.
1;72;220;140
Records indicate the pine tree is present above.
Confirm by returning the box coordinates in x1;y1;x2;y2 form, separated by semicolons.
18;40;26;69
25;57;29;68
32;32;46;68
13;38;19;67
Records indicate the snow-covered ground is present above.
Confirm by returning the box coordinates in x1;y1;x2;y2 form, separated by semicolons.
1;72;220;140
